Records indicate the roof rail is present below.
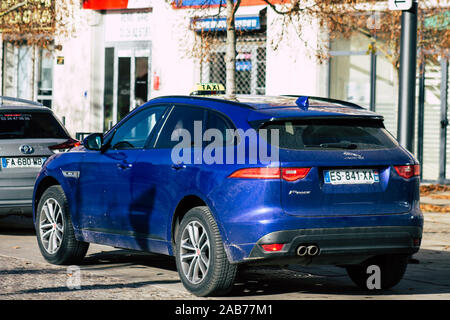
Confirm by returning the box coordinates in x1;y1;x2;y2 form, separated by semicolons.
150;95;255;109
0;96;43;107
282;95;365;109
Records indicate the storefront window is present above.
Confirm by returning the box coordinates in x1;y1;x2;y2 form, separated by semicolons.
329;55;371;108
329;34;371;109
102;45;151;132
104;47;114;131
37;48;54;107
2;44;53;107
201;34;266;95
329;34;399;135
2;42;15;97
375;54;398;136
422;57;442;181
17;46;32;99
117;57;131;122
135;56;148;106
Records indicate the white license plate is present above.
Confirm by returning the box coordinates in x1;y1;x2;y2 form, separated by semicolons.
1;157;47;169
324;169;379;185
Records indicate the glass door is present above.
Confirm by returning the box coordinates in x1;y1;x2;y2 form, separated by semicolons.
103;45;150;132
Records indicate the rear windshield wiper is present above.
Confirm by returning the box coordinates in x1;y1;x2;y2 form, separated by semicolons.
304;143;358;149
320;142;358;149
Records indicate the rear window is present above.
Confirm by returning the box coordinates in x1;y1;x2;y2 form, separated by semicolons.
0;112;69;139
261;118;398;150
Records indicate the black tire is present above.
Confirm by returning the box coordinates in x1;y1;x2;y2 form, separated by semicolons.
35;185;89;265
346;254;408;290
175;206;237;297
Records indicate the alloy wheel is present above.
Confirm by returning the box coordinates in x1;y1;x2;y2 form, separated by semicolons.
179;220;210;284
39;198;64;254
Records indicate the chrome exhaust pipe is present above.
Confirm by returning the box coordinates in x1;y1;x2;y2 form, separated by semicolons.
307;245;319;256
297;245;308;256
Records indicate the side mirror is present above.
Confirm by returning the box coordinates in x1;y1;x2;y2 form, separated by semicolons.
83;133;103;151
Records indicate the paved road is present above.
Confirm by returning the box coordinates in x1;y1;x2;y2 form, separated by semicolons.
0;213;449;300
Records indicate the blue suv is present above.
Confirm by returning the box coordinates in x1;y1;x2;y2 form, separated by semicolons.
33;95;423;296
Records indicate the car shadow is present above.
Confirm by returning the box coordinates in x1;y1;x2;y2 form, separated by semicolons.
227;249;450;297
75;248;450;298
81;249;178;273
6;279;181;296
1;218;449;298
0;215;35;234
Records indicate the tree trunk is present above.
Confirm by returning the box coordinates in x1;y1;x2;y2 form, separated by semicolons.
225;0;236;98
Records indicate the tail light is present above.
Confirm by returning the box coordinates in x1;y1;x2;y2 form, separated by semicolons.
261;244;284;252
49;138;81;153
394;164;420;179
229;167;311;182
281;168;311;181
228;168;280;179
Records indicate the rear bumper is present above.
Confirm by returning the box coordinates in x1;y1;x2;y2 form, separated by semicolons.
0;186;34;216
243;225;422;266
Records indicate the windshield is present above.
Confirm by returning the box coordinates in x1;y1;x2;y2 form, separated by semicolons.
260;118;398;150
0;112;69;139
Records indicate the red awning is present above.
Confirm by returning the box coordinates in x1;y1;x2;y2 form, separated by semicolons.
82;0;151;10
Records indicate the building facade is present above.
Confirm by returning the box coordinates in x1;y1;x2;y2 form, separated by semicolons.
0;0;448;182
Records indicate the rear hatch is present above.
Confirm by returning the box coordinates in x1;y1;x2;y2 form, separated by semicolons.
0;111;69;200
261;117;419;217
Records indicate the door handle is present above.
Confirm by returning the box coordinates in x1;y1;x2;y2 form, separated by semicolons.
117;162;133;170
171;164;186;170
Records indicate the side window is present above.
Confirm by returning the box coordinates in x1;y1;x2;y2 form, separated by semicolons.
110;106;166;150
206;110;236;145
155;106;205;149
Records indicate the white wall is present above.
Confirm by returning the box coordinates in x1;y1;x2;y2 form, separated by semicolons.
52;8;97;137
265;8;326;97
149;2;199;97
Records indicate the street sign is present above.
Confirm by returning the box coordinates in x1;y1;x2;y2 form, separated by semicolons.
388;0;413;11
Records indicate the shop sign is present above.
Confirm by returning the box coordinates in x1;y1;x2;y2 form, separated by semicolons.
192;15;260;32
0;0;54;33
104;12;151;42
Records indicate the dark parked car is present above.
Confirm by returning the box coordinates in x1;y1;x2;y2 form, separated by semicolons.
0;97;79;217
33;95;423;296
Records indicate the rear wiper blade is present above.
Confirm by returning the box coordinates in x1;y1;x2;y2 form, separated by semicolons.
304;143;358;149
320;142;358;149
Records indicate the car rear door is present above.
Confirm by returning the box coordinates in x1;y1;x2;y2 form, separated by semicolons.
262;117;419;217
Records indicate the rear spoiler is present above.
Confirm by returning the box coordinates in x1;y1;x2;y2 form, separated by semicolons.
282;95;365;110
249;116;386;130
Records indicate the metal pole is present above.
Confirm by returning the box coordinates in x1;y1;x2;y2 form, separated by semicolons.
439;58;448;184
369;46;377;112
417;57;425;179
396;1;418;152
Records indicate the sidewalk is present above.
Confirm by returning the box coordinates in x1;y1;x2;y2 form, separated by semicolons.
420;184;450;213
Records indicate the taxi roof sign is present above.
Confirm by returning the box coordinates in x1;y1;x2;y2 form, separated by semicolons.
190;83;225;96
